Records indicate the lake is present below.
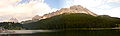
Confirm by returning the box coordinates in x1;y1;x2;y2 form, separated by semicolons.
1;30;120;36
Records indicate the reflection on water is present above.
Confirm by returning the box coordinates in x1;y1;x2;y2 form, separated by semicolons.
1;30;120;36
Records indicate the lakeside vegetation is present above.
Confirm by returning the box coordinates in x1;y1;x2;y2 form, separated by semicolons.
0;22;24;30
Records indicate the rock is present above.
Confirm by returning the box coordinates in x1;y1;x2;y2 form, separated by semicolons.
32;5;98;20
32;15;42;20
2;17;18;23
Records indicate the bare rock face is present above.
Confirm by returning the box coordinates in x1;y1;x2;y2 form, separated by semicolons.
33;5;98;19
70;5;84;10
60;5;97;16
22;15;41;24
32;15;42;20
3;17;18;23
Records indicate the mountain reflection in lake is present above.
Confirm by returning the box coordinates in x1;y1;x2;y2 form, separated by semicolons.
1;30;120;36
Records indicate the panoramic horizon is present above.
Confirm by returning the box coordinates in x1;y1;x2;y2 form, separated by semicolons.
0;0;120;22
1;0;120;36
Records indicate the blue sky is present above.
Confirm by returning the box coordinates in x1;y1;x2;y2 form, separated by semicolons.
18;0;30;4
18;0;65;8
107;2;120;7
0;0;120;21
44;0;65;9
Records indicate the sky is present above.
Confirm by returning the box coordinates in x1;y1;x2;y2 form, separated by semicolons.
0;0;120;22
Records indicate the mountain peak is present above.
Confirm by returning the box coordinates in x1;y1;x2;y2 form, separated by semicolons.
57;5;97;16
2;17;18;23
70;5;84;10
33;5;98;19
32;15;41;20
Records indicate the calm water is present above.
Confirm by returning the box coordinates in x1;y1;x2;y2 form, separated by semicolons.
1;30;120;36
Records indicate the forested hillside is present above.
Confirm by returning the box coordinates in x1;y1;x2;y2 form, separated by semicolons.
23;13;120;30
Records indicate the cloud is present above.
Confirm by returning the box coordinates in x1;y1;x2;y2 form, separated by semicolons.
64;0;105;8
64;0;120;18
1;0;120;22
90;7;120;17
107;0;120;3
97;5;112;9
108;7;120;17
0;0;57;21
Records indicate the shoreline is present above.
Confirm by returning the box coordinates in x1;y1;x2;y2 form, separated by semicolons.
0;28;120;34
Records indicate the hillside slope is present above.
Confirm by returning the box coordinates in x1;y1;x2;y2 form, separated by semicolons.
23;13;120;30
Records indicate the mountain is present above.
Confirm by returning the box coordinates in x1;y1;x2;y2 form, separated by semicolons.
20;15;42;24
2;17;18;23
32;15;42;20
22;5;120;29
23;13;120;30
23;5;98;24
32;5;97;20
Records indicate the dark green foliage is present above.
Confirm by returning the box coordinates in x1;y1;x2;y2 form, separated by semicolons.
23;13;120;30
0;22;24;30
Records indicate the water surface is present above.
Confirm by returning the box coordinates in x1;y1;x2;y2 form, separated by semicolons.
1;30;120;36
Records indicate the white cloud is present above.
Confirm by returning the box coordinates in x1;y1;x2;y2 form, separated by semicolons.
64;0;120;18
91;7;120;17
107;0;120;3
90;8;110;15
0;0;57;21
1;0;120;22
108;7;120;17
64;0;105;8
97;5;112;9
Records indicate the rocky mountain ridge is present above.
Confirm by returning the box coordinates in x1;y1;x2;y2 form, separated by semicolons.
1;17;18;23
32;5;97;20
